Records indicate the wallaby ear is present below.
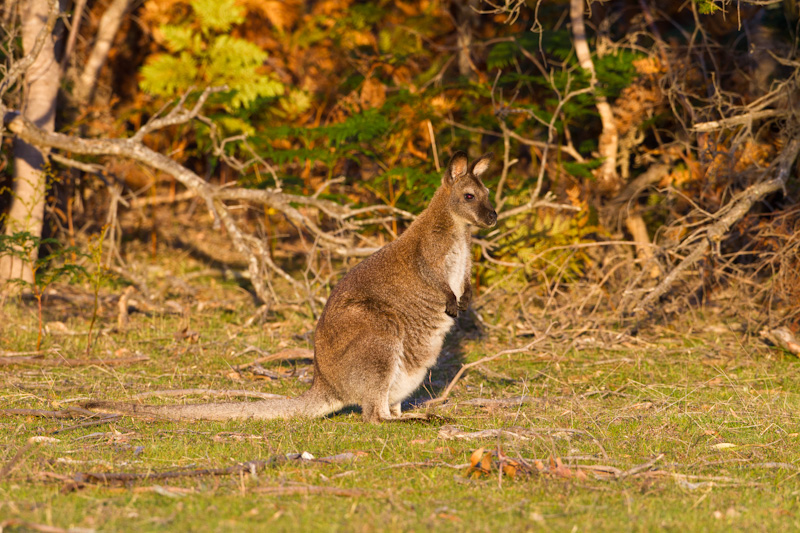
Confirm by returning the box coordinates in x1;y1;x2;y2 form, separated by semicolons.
445;151;469;185
470;152;493;177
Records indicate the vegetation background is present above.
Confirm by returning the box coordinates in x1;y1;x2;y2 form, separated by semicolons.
1;0;799;531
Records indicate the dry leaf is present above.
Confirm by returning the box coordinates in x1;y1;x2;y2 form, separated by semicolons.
469;447;485;468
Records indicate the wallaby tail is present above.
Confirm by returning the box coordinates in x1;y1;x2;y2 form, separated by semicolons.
84;385;342;421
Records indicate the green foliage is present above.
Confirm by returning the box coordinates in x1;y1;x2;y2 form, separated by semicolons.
254;109;393;169
695;0;721;15
139;0;283;110
563;158;603;180
487;196;600;288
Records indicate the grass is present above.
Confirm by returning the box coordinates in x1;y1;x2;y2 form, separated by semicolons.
2;270;800;532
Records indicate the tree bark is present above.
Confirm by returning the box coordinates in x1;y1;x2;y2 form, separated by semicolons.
0;0;60;289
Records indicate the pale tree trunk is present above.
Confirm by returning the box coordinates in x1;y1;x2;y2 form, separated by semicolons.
570;0;619;193
73;0;131;104
0;0;61;289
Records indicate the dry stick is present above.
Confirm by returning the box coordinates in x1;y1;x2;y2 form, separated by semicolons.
0;409;79;419
620;453;664;478
692;109;782;132
0;520;70;533
633;137;800;316
132;389;288;400
50;414;122;435
117;285;135;329
0;350;53;357
0;441;36;478
254;485;383;498
426;337;547;406
426;119;440;172
0;355;149;366
73;458;284;485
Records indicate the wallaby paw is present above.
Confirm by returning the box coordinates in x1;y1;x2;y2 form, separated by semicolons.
458;285;472;313
445;295;459;317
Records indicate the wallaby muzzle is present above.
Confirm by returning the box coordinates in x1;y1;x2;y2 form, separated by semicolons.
479;202;498;228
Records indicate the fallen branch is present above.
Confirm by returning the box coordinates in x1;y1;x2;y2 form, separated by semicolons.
692;109;781;132
132;389;288;400
633;137;800;316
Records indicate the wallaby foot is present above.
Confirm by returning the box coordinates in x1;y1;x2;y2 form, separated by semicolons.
362;401;393;423
390;402;402;417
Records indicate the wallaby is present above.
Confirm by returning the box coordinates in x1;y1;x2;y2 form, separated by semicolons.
88;152;497;422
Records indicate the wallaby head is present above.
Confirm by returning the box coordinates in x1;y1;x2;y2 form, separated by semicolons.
443;151;497;228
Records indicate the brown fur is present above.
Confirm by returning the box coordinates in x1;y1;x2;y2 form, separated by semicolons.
87;152;496;423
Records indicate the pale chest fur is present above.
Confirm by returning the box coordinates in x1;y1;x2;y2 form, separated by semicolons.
444;238;470;299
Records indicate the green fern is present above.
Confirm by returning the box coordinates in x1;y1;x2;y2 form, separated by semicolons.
139;0;283;110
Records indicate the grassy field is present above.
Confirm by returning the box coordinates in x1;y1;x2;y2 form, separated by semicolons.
1;274;800;532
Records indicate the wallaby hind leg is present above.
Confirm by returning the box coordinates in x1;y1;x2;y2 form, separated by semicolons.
350;336;402;423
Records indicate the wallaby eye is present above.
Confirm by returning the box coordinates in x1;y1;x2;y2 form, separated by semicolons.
464;193;474;201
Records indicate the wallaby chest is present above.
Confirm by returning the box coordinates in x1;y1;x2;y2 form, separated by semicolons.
443;237;470;299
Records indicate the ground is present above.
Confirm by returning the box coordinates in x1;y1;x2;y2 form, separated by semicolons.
1;258;799;532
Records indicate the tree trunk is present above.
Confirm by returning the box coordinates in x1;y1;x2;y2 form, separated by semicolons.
73;0;131;104
0;0;60;289
570;0;619;194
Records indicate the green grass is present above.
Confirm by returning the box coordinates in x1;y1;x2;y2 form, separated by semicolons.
2;277;800;532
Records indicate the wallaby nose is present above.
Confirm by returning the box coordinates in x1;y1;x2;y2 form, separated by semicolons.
487;210;498;226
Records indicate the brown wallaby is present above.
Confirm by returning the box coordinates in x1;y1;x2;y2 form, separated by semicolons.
88;152;497;422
